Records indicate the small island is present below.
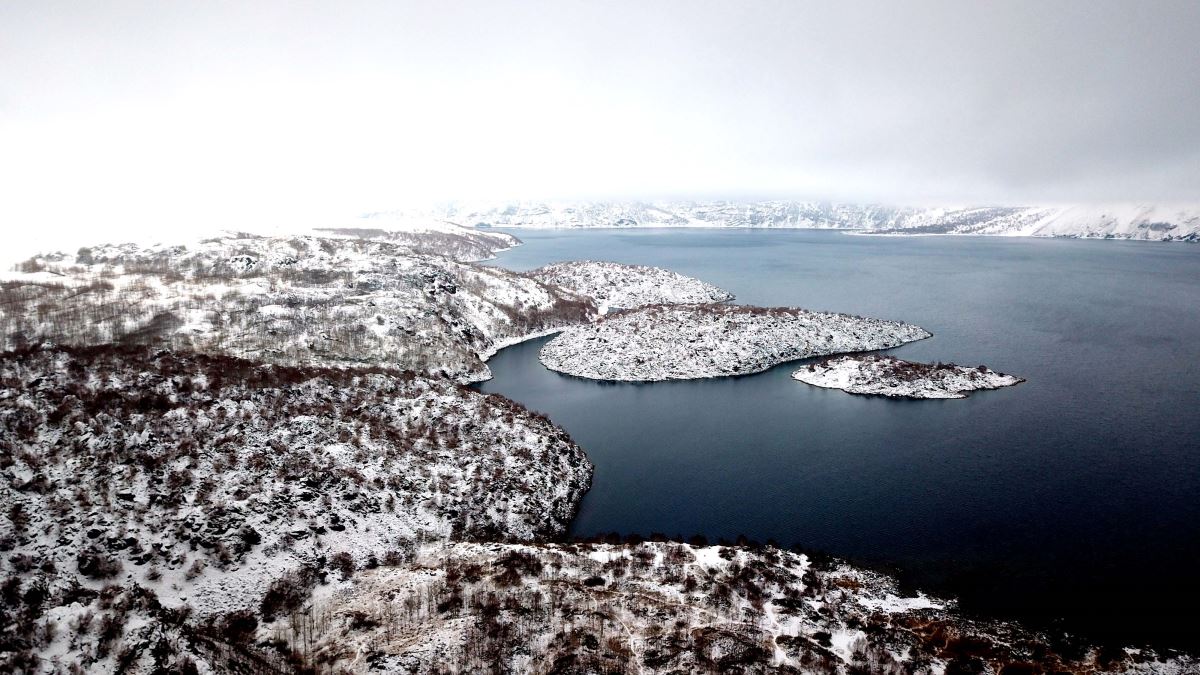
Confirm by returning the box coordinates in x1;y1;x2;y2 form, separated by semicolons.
540;303;931;381
526;260;733;312
792;354;1024;399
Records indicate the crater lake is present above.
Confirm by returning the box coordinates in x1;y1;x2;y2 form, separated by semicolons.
476;228;1200;650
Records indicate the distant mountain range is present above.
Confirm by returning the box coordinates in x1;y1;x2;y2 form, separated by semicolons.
398;201;1200;241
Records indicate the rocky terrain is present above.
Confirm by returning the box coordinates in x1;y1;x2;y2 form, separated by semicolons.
793;355;1025;399
526;260;733;313
418;200;1200;241
0;233;595;383
540;303;931;381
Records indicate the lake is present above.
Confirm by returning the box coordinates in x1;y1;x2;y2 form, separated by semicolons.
476;228;1200;650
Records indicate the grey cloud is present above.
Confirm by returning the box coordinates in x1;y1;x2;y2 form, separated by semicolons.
1;0;1198;212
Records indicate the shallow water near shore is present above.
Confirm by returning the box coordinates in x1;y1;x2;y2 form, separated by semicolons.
476;228;1200;650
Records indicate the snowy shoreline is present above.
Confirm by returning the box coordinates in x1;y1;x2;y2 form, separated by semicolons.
475;326;565;368
473;261;738;378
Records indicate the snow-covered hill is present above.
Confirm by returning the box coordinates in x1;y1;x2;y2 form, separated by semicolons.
420;201;1200;241
793;355;1024;399
0;346;591;671
283;540;1190;674
540;303;931;381
526;260;733;313
1016;204;1200;240
424;200;900;230
864;203;1200;240
1;234;596;383
315;210;522;262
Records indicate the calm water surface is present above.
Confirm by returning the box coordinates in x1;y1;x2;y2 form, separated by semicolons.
476;229;1200;649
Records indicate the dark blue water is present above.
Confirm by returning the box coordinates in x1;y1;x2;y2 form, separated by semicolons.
476;229;1200;649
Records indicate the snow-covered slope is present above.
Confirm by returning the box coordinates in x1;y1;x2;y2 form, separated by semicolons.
285;540;1190;674
1024;204;1200;240
420;200;898;230
428;200;901;230
526;260;733;313
0;346;591;671
540;303;931;381
864;203;1200;240
421;201;1200;241
793;354;1024;399
1;235;596;382
439;201;695;229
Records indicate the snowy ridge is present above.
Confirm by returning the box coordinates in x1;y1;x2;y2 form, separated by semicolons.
540;303;931;381
416;200;1200;241
1020;203;1200;240
314;210;522;262
1;235;596;383
426;200;902;230
526;260;734;313
793;354;1025;399
864;203;1200;240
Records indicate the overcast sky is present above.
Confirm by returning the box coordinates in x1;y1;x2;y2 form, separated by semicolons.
2;0;1199;253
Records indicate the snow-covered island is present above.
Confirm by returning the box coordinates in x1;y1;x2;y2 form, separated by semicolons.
540;303;931;381
792;354;1025;399
526;260;733;312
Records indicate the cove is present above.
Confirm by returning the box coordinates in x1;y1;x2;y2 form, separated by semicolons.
475;228;1200;650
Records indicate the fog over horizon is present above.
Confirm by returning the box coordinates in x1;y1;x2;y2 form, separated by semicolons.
2;0;1199;257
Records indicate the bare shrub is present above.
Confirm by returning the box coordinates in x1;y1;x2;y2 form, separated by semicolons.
76;549;123;579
